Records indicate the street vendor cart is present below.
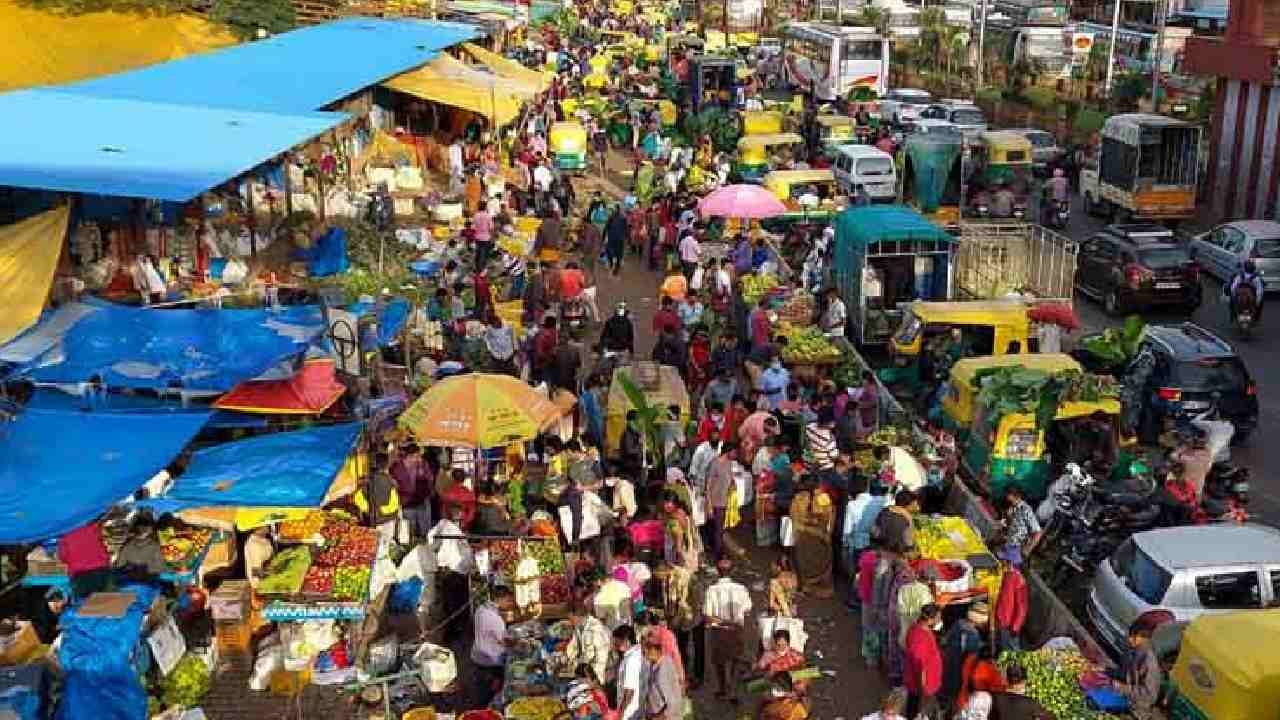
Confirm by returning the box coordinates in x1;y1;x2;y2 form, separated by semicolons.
831;205;957;346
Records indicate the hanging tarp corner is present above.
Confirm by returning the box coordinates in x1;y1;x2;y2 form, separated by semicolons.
0;204;70;346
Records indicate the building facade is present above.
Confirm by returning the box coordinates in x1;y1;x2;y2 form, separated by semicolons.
1186;0;1280;219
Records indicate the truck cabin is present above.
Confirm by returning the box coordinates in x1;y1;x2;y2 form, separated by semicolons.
691;56;737;110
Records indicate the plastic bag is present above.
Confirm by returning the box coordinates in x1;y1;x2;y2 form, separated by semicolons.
389;578;424;614
248;641;283;691
780;517;795;548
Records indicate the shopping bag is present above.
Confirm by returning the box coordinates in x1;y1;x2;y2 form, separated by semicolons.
779;516;795;547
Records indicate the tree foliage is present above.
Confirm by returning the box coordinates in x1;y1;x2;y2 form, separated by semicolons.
210;0;295;39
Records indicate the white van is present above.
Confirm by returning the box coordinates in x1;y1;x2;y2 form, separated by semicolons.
832;145;897;203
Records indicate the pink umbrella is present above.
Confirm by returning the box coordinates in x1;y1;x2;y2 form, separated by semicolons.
698;183;788;219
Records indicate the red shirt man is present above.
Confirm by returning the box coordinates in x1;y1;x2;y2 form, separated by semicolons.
995;560;1029;639
559;266;586;299
652;299;682;337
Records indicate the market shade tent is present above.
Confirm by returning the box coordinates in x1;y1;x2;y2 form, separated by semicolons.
0;205;69;345
61;17;477;114
832;204;955;266
0;89;345;201
142;423;365;514
213;358;346;414
904;133;962;212
0;407;210;543
399;373;561;447
0;299;325;394
0;0;236;93
1171;610;1280;720
383;53;533;126
463;42;546;93
698;183;788;219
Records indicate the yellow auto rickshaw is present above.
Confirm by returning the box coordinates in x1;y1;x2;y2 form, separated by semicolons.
735;132;803;180
816;114;856;150
888;300;1034;366
963;382;1124;500
939;353;1084;438
743;110;784;136
763;169;840;219
970;131;1035;214
1170;610;1280;720
605;363;690;457
549;121;588;171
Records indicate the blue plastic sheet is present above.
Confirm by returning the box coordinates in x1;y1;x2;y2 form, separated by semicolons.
348;297;412;347
145;423;364;512
56;584;158;720
2;299;324;392
0;407;209;543
303;227;350;277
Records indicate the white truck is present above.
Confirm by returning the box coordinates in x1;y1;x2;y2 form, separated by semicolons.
1079;113;1202;223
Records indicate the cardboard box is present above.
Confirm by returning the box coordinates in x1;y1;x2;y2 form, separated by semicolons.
214;619;253;657
0;622;40;666
209;580;251;621
78;592;135;618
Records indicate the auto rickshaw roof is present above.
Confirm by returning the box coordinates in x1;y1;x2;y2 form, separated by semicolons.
738;132;804;149
815;114;855;127
764;169;835;185
979;130;1033;151
949;353;1081;387
904;300;1032;326
1173;609;1280;716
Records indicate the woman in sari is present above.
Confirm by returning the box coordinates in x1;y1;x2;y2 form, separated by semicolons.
789;482;835;599
662;492;701;573
757;672;809;720
884;559;922;686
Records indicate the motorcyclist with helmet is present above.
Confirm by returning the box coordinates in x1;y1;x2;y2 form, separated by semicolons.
1227;259;1265;322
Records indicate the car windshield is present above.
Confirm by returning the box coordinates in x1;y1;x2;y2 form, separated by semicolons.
857;157;895;176
1253;238;1280;258
1172;358;1250;393
929;125;963;138
952;109;985;125
1110;539;1172;605
1138;247;1189;268
901;94;930;105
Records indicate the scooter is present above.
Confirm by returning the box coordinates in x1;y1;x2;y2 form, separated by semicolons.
1227;283;1260;337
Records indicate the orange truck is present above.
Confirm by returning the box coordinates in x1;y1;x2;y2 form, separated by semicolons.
1079;113;1202;223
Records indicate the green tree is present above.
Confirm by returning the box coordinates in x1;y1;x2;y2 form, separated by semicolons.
920;6;946;72
210;0;295;39
853;4;885;32
1112;71;1147;111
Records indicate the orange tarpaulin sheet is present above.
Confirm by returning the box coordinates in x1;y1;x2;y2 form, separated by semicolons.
0;206;69;345
213;358;346;415
0;0;236;92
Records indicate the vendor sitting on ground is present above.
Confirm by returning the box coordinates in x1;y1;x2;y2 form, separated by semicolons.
756;628;805;674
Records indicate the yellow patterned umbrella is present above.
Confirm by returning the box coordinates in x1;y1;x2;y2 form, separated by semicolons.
398;373;561;448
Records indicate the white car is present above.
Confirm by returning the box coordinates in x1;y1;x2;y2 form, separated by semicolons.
918;102;987;139
880;88;933;125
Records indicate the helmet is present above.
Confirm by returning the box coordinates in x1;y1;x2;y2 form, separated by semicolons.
1244;259;1258;274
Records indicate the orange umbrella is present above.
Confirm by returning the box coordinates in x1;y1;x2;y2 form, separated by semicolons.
398;373;561;448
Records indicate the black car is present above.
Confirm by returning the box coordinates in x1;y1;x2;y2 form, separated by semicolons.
1077;323;1258;443
1075;224;1202;315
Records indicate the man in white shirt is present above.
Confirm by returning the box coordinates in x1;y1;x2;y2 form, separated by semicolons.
448;140;465;180
613;625;645;720
471;586;514;706
569;599;614;685
679;231;702;281
703;559;752;702
821;287;847;338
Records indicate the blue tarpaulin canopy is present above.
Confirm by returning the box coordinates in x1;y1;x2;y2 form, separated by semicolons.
144;423;364;513
0;90;345;201
63;17;477;114
0;300;325;393
349;297;412;347
0;407;209;543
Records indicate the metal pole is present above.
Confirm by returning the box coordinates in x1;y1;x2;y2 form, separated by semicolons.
1104;0;1122;97
977;0;988;87
1151;0;1166;111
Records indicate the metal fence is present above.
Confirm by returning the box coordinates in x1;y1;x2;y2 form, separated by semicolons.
952;221;1079;301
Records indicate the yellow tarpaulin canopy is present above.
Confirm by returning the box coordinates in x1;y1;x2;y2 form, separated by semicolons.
385;54;531;126
0;0;236;92
463;43;545;93
0;206;69;345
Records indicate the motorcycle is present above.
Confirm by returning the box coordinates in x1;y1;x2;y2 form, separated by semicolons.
1202;463;1252;523
1227;282;1260;337
1041;464;1162;583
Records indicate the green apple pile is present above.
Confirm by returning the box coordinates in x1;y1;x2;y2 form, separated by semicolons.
998;649;1123;720
333;566;371;601
161;654;211;708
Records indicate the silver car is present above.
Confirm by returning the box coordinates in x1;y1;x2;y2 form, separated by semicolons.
1188;220;1280;293
1088;524;1280;655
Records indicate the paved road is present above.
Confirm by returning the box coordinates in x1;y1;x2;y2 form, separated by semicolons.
1061;200;1280;527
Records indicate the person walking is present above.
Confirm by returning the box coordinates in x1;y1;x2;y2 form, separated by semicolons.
703;558;751;704
704;440;737;562
904;603;944;719
606;206;629;276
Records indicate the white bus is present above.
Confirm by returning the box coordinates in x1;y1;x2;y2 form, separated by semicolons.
782;23;891;101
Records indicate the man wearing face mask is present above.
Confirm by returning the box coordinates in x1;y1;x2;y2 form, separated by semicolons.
598;302;636;359
904;603;944;719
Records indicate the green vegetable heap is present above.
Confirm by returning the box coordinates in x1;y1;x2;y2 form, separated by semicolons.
160;654;212;708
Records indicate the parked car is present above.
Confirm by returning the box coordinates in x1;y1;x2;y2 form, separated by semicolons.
1075;223;1202;315
880;88;933;125
1088;524;1280;656
918;101;987;139
1187;220;1280;292
1005;127;1063;172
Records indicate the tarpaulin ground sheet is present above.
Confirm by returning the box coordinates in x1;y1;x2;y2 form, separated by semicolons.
0;300;324;393
143;423;364;513
0;407;209;543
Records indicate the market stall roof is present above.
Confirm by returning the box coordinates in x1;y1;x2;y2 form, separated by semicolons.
0;406;210;543
0;89;345;201
833;205;956;248
463;42;546;92
383;53;531;126
0;299;325;393
61;17;477;114
348;296;412;347
142;422;365;514
0;0;236;93
213;358;347;415
0;205;69;346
